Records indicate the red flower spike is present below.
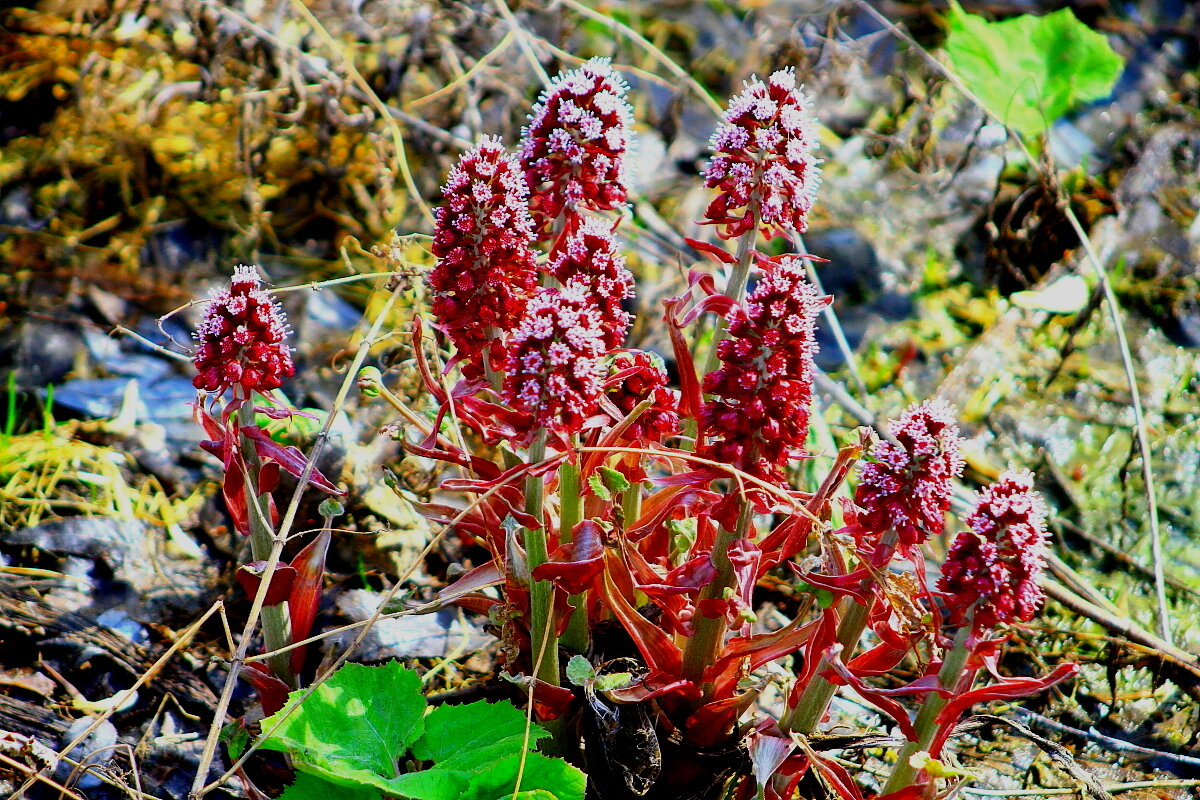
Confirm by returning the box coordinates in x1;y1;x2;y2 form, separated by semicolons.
854;399;965;549
699;254;830;491
702;69;821;240
548;218;634;349
502;286;608;446
604;350;681;443
193;265;295;395
938;468;1050;630
429;136;539;375
520;57;633;234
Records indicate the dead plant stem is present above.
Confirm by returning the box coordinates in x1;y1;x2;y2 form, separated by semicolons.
10;601;224;800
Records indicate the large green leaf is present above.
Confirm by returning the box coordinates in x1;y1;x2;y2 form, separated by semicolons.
470;753;587;800
944;0;1123;137
412;701;583;800
280;772;381;800
258;664;585;800
411;700;547;772
259;662;426;792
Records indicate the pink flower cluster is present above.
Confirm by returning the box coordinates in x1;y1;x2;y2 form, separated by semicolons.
605;350;680;442
429;136;539;373
703;68;821;240
855;400;966;548
520;57;633;234
700;255;829;487
193;265;295;395
547;218;634;349
939;469;1050;629
502;286;608;444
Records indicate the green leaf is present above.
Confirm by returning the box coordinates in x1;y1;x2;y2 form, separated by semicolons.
796;581;835;610
280;772;381;800
587;473;611;501
471;753;587;800
381;768;469;800
258;664;585;800
587;466;632;501
412;701;584;800
412;700;547;774
944;0;1123;137
259;662;426;792
220;722;249;760
598;466;631;494
565;655;595;687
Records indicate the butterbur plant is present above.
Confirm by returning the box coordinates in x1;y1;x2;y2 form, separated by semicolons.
356;61;1086;800
192;265;344;705
218;60;1079;800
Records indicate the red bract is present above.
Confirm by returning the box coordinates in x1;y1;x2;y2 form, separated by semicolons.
429;136;539;375
699;254;829;489
604;350;680;443
854;399;965;549
194;403;344;535
520;57;633;234
938;469;1049;629
193;265;295;395
548;217;634;349
502;286;608;445
702;68;821;240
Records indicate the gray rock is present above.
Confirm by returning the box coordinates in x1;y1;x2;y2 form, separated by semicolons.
328;589;491;660
57;717;118;790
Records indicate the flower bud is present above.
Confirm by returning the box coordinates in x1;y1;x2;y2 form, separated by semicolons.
855;399;965;547
193;265;294;396
520;57;633;234
703;68;821;240
700;255;829;488
502;286;608;445
547;217;634;350
939;469;1050;629
429;136;538;376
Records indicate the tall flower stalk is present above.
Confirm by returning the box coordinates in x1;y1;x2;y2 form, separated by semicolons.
700;68;822;375
520;57;633;238
683;255;828;692
784;400;964;733
428;136;539;385
681;71;824;700
883;469;1055;795
503;57;635;703
193;266;343;694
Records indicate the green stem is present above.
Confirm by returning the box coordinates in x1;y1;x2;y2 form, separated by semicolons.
620;476;642;534
483;326;502;391
522;430;559;689
557;456;588;654
780;598;870;734
237;400;296;688
881;623;975;795
681;498;754;700
782;529;899;734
